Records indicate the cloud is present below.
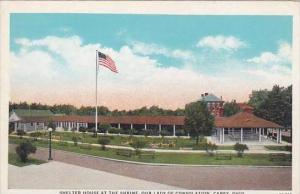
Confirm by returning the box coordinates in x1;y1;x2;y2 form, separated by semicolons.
129;41;196;64
11;35;291;110
246;41;291;65
196;35;246;51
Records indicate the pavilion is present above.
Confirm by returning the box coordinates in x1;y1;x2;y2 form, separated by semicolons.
214;112;284;144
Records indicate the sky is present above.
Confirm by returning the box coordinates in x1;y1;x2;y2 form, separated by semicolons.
10;14;292;110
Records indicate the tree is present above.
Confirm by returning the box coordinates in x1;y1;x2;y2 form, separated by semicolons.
248;85;292;128
205;142;218;156
97;136;111;150
234;143;248;157
99;124;111;133
184;101;214;145
47;120;56;131
16;130;26;139
15;141;37;162
223;101;240;117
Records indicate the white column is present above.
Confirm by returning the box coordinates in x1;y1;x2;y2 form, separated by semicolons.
14;122;17;131
34;122;37;131
118;123;121;129
219;128;222;143
68;122;71;131
159;124;162;135
279;129;282;143
222;128;225;143
144;123;147;130
130;123;133;130
277;128;280;143
259;128;261;142
76;123;79;131
173;124;176;136
241;128;243;143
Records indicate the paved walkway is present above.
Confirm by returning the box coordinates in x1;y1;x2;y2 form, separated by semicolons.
9;161;182;189
11;146;292;190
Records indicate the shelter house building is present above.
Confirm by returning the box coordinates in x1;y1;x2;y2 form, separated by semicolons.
9;93;287;145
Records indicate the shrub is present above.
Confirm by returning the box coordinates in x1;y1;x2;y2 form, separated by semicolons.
286;145;292;152
98;136;111;150
175;130;186;136
130;138;147;156
79;144;92;150
108;127;121;134
161;130;171;137
99;124;111;133
30;132;42;141
72;136;80;146
15;141;37;162
16;130;26;139
234;143;248;157
79;127;87;133
204;142;218;156
87;128;96;133
58;141;69;147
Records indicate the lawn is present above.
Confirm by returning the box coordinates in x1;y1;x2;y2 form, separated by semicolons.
9;136;291;166
19;131;233;150
8;152;46;167
265;145;292;152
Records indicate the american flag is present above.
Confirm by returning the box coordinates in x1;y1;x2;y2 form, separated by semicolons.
97;51;118;73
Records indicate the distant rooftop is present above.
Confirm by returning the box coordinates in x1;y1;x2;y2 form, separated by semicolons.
11;109;54;117
200;93;223;102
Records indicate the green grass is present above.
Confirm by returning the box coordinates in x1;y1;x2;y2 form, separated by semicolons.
8;152;46;167
9;136;291;166
265;145;292;151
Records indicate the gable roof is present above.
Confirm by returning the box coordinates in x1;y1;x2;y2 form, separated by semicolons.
215;112;283;128
11;109;54;117
201;93;223;102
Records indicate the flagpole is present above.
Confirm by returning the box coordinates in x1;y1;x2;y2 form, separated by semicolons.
95;50;98;137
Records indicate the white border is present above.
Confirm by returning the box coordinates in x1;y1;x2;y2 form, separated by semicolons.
0;1;299;194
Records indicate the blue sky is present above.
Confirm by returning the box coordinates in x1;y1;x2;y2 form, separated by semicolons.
10;14;292;109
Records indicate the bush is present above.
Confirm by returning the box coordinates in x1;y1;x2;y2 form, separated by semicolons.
161;130;171;137
72;136;81;146
204;142;217;156
58;141;69;147
98;136;111;150
16;130;26;139
286;145;292;152
234;143;248;157
99;124;111;133
30;132;42;141
15;141;37;162
108;127;121;134
130;138;147;156
79;127;87;133
79;144;92;150
175;129;186;136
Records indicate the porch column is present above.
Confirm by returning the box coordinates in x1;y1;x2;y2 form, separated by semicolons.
219;128;222;143
68;122;71;131
159;124;162;135
173;124;176;136
259;128;261;142
241;128;243;143
118;123;121;129
34;122;37;131
279;129;282;143
76;123;79;131
14;122;17;132
222;128;225;143
277;128;280;143
144;123;147;130
130;123;133;130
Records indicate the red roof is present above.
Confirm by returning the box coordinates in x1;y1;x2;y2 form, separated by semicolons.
215;112;283;128
21;112;283;128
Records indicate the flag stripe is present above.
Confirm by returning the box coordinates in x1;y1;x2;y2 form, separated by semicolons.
97;51;118;73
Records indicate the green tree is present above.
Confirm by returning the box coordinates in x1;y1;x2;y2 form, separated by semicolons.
15;141;37;162
223;101;241;117
130;138;147;156
249;85;292;127
234;143;248;157
184;101;214;145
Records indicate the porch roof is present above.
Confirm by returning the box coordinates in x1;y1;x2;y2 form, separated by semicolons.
215;112;284;129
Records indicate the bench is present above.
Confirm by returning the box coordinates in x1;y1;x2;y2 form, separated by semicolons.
138;151;155;159
269;153;291;162
116;149;133;157
215;151;232;160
